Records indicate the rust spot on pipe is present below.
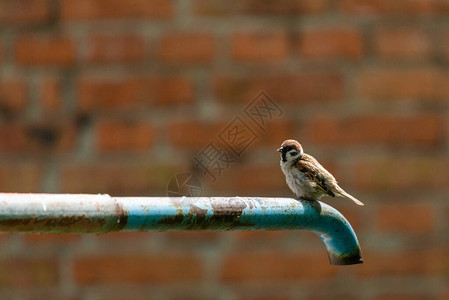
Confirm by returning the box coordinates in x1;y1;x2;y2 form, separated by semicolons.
156;210;188;228
0;215;117;233
157;198;255;230
189;204;207;216
327;249;363;265
210;198;247;216
114;201;128;230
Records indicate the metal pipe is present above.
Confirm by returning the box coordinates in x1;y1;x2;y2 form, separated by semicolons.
0;193;363;265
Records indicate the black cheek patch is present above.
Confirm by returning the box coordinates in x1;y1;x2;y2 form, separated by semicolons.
282;152;287;162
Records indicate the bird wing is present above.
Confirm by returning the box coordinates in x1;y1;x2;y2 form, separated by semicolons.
295;156;335;197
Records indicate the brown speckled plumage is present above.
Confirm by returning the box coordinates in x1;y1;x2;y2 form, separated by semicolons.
278;139;364;206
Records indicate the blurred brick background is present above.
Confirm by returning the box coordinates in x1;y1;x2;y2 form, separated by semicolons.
1;0;449;299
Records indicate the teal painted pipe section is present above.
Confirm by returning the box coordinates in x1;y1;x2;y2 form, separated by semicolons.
0;193;362;265
122;197;363;265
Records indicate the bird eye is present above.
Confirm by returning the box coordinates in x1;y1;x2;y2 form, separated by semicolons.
289;150;298;156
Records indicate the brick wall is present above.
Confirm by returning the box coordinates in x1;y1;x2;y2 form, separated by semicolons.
1;0;449;299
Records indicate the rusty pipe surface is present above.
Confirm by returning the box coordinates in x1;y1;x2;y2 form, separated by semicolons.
0;193;363;265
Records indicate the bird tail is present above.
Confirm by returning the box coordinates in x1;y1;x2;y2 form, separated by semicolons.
336;188;364;206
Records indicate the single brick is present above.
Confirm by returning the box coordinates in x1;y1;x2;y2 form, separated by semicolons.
95;119;154;152
340;0;449;15
167;120;222;150
23;234;81;244
194;0;328;15
299;28;363;60
353;156;449;190
78;76;194;111
0;79;28;115
0;257;59;287
39;76;61;112
159;33;215;63
0;122;78;153
359;68;449;100
356;249;448;277
61;0;173;20
61;162;178;195
214;73;344;103
303;115;443;146
74;254;203;284
231;31;288;62
0;163;42;192
0;0;51;25
15;35;75;66
85;35;145;64
212;164;289;194
375;294;434;300
376;28;431;59
377;203;434;235
221;251;336;281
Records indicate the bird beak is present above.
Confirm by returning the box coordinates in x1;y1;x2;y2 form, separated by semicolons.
277;147;283;152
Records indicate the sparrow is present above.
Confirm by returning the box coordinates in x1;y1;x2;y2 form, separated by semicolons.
278;139;364;206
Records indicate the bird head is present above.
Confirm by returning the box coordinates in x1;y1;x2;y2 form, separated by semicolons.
277;139;304;163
